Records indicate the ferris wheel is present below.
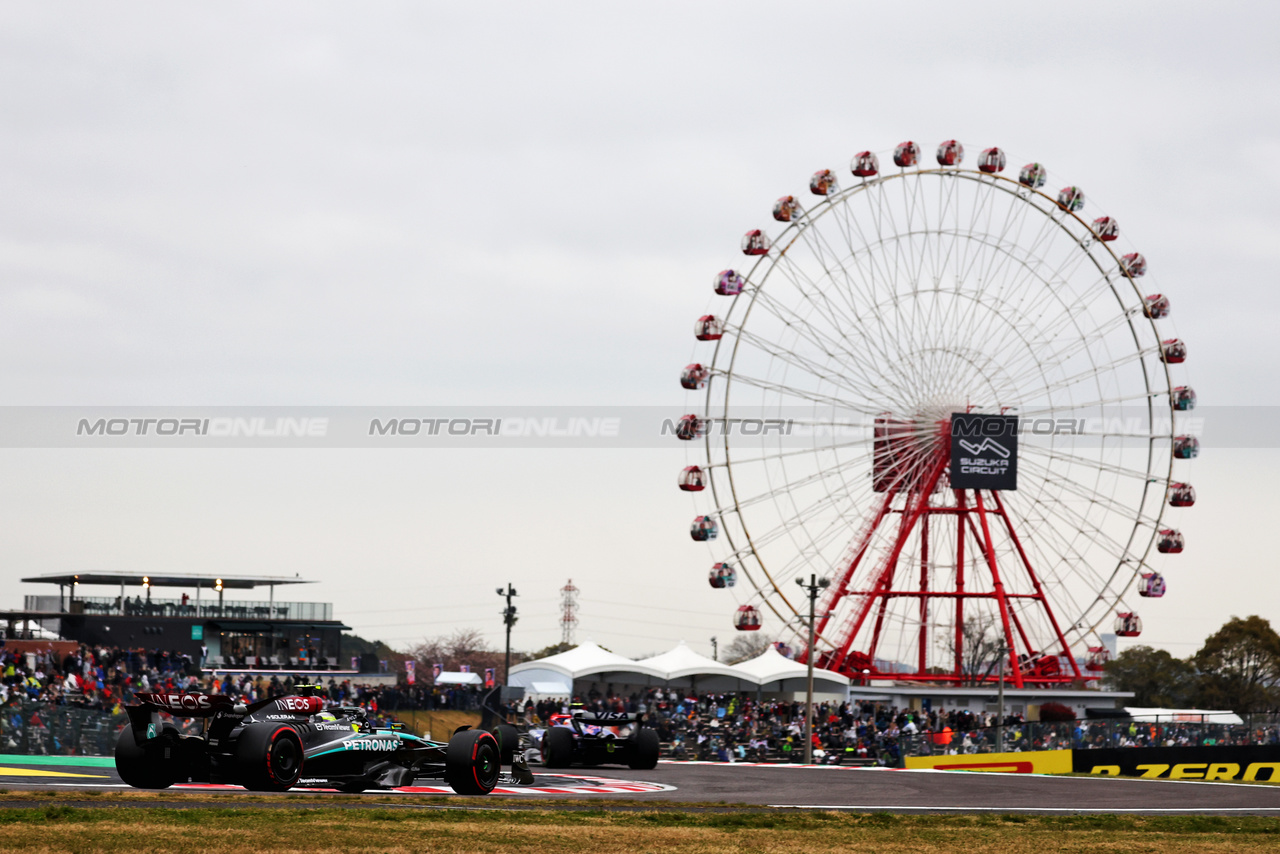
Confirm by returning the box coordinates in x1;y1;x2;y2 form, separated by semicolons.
678;140;1197;686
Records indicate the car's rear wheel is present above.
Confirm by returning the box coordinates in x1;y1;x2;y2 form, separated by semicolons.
541;726;575;768
114;723;179;789
493;724;520;765
236;724;304;792
446;729;501;795
628;727;660;770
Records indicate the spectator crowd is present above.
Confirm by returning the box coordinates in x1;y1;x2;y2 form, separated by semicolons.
522;689;1280;765
4;641;1277;759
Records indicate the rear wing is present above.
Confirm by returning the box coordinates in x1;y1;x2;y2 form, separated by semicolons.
133;692;237;717
571;710;645;725
126;693;237;742
125;693;326;741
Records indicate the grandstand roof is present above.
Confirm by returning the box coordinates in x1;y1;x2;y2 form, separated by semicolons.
21;572;313;590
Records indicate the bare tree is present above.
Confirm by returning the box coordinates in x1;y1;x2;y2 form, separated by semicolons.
406;628;504;675
938;613;1007;685
723;633;773;665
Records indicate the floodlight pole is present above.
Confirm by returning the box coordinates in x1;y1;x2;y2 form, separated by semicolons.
796;573;829;765
497;584;518;684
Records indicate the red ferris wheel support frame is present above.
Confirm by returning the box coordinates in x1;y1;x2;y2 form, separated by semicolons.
799;430;1088;687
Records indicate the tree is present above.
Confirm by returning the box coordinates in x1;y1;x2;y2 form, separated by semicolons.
723;633;773;664
938;612;1009;685
1102;645;1197;707
406;628;506;676
1038;701;1076;722
1192;616;1280;714
339;632;399;661
526;641;574;661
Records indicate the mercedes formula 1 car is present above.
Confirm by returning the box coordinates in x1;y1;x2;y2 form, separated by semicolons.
537;709;659;769
115;690;532;794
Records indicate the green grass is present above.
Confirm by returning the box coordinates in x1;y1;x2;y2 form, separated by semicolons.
0;801;1276;853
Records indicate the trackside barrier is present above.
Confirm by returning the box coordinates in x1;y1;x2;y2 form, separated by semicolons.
905;749;1071;774
897;718;1280;759
1074;745;1280;782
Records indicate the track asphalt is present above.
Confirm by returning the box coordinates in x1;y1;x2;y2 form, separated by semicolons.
2;755;1279;814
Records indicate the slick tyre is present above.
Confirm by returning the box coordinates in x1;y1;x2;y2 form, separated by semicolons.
114;723;178;789
628;727;660;770
445;729;501;795
236;724;304;792
493;724;520;765
541;726;575;769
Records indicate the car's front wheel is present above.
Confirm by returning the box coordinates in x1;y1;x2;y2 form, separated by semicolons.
493;724;520;765
445;729;501;795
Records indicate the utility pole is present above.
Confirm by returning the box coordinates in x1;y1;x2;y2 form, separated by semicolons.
496;584;518;684
996;646;1008;753
710;636;718;661
795;573;830;765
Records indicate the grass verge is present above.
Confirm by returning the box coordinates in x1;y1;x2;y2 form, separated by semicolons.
0;804;1276;853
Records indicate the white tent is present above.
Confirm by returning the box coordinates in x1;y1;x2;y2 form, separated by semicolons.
1123;707;1245;725
636;641;759;691
734;646;850;695
434;671;483;686
509;640;667;696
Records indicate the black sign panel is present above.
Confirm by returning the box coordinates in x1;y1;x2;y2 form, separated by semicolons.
949;413;1018;491
1073;745;1280;782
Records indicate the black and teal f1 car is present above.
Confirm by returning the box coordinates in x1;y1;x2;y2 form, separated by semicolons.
115;691;532;794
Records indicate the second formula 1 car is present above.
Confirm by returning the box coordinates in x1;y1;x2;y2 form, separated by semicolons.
114;689;532;794
537;709;660;769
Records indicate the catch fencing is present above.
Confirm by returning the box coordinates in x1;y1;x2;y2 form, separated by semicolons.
1;701;126;757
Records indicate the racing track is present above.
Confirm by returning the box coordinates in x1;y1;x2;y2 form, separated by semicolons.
2;755;1279;814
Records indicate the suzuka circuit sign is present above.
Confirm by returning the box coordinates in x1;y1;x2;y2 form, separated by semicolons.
950;413;1018;491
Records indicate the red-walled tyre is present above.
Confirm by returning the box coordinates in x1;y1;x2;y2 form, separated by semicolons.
236;724;304;792
446;729;500;795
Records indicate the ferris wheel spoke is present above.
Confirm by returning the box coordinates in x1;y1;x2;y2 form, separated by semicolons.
1015;454;1163;530
708;435;877;469
1001;491;1137;635
712;369;879;414
731;323;903;407
997;497;1117;621
739;292;920;406
714;450;872;514
718;472;873;565
770;249;913;383
830;196;934;391
1019;441;1158;483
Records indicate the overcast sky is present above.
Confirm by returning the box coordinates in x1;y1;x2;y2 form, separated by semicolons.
1;2;1277;661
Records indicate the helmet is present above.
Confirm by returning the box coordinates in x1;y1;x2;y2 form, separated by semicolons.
314;711;337;722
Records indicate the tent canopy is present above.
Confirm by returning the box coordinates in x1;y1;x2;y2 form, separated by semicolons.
733;646;850;689
434;671;483;686
637;641;748;682
510;641;666;681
